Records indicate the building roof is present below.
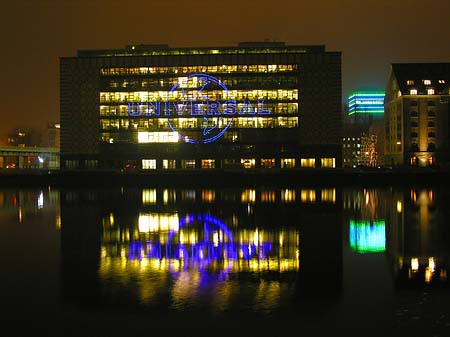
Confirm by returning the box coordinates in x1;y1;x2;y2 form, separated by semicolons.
76;42;327;57
392;63;450;93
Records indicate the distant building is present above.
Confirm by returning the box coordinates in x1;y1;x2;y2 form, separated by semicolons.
60;42;342;171
46;122;60;148
7;128;40;147
384;63;450;167
343;90;385;167
348;90;385;127
342;133;361;167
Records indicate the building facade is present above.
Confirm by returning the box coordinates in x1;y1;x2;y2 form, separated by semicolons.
348;90;385;127
60;42;342;171
385;63;450;167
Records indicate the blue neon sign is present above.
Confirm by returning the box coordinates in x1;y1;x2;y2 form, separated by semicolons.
128;73;271;144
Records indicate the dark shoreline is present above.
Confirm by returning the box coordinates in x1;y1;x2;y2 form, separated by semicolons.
0;168;449;187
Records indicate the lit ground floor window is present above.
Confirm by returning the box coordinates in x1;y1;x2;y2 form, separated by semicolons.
181;159;196;169
301;158;315;168
142;159;156;169
241;158;256;169
321;157;336;168
261;158;275;168
162;159;176;169
281;158;295;168
201;159;215;169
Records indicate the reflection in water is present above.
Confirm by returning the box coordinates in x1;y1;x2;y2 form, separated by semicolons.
100;211;300;311
0;187;60;228
349;220;386;253
392;187;449;286
61;186;343;314
1;184;450;335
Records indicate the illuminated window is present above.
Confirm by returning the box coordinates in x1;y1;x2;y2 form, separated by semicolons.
427;89;434;95
300;158;315;168
181;159;196;169
407;80;414;85
142;159;156;169
438;79;445;84
201;159;215;169
162;159;176;169
423;80;431;85
260;158;275;168
281;158;295;168
241;158;255;169
410;89;417;95
321;158;336;168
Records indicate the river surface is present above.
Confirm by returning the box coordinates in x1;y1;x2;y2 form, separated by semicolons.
0;184;449;337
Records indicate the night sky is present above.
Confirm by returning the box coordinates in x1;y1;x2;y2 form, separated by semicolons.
1;0;450;144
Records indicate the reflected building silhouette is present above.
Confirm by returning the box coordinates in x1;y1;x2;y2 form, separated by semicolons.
343;186;450;287
388;187;450;287
60;186;343;312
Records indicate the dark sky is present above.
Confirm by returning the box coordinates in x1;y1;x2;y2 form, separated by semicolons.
1;0;450;144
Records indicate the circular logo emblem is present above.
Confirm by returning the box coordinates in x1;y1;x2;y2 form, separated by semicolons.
166;74;233;144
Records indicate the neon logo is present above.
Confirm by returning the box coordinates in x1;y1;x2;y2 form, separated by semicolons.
128;74;271;144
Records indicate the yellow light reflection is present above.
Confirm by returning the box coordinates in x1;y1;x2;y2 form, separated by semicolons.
300;189;316;203
142;189;157;205
138;213;179;233
241;189;256;203
396;200;402;213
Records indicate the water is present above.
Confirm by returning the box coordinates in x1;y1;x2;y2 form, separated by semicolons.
0;184;449;337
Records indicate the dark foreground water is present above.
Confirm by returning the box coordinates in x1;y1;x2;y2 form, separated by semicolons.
1;183;449;337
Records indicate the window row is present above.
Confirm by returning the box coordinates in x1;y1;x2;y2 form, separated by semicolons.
409;110;436;117
100;64;298;76
406;79;446;85
410;132;436;138
99;117;299;134
410;121;435;127
137;157;335;169
100;103;298;117
139;188;336;205
99;89;299;103
105;76;298;90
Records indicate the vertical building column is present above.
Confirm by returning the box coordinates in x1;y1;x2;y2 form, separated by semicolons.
18;155;24;168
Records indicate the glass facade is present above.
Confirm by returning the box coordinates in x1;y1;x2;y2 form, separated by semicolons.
99;64;299;145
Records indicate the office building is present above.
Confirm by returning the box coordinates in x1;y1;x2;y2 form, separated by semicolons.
60;42;342;170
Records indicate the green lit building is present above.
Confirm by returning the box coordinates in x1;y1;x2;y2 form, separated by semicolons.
60;42;342;171
348;90;385;125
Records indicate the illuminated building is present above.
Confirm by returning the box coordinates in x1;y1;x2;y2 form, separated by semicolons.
384;63;450;167
348;90;385;125
60;42;342;170
344;90;385;167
